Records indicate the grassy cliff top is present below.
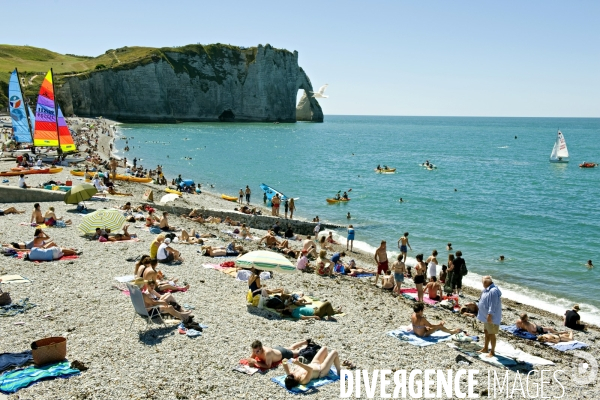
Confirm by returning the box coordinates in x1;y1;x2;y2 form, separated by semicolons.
0;43;288;108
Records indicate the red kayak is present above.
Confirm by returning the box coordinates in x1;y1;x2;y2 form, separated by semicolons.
0;168;50;176
579;163;597;168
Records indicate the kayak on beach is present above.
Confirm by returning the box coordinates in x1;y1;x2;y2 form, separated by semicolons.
221;194;238;202
0;167;63;176
165;188;182;196
326;198;351;204
70;170;153;183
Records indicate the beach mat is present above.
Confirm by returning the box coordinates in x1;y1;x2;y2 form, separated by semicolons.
271;366;339;394
256;295;345;320
102;238;140;243
400;288;439;305
353;273;374;278
17;252;78;263
446;342;526;370
387;326;452;347
0;360;80;394
0;275;30;284
501;325;589;351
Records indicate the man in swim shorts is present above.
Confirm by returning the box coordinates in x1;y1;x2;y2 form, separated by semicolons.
516;313;559;335
374;240;389;286
397;232;412;262
247;339;310;369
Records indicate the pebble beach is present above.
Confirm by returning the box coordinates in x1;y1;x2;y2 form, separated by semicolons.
0;117;598;399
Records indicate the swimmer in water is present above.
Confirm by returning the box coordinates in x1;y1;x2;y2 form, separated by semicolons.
399;198;403;203
587;260;594;269
499;255;505;261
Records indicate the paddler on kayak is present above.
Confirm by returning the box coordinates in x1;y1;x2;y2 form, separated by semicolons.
376;164;381;171
342;192;349;200
334;193;341;200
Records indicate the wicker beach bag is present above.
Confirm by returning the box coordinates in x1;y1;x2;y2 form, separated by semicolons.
31;337;67;366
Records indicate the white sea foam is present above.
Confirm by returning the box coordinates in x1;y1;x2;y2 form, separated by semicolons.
323;229;600;326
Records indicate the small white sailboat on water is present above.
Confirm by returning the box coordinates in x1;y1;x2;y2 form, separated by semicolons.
549;130;569;163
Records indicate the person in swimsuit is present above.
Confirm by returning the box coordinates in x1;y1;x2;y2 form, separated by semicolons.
247;339;310;369
587;260;594;269
391;254;406;294
272;194;281;216
397;232;412;262
424;276;443;301
460;302;479;317
281;301;342;321
346;225;355;252
288;198;296;219
282;346;341;389
159;212;176;231
259;231;280;249
381;270;394;291
44;207;72;226
537;331;574;344
0;207;24;216
30;203;44;224
414;254;427;302
411;302;462;337
516;313;559;335
425;250;438;280
374;240;389;286
132;278;192;322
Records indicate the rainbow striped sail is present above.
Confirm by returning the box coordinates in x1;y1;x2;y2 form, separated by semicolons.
33;70;76;152
8;69;34;143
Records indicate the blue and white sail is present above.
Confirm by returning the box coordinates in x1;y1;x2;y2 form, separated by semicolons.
260;183;289;201
8;69;33;143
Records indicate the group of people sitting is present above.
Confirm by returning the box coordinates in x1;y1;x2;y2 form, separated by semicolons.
31;203;72;227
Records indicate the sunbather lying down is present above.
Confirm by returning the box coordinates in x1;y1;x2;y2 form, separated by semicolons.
247;339;310;369
106;224;133;241
281;301;342;321
178;229;203;244
283;346;341;389
202;242;243;256
537;331;574;344
411;302;462;337
516;313;559;334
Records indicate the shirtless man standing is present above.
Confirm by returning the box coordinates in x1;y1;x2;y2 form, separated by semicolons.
247;339;309;369
397;232;412;262
109;158;118;180
374;240;389;286
272;194;281;217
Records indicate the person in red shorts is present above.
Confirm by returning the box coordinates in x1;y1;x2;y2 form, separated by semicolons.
374;240;389;286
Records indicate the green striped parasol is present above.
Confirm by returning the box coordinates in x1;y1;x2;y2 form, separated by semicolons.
235;250;296;274
78;209;126;234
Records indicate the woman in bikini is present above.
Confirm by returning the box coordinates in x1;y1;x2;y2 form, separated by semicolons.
135;256;189;292
537;331;574;344
414;254;427;302
411;302;462;337
44;207;72;226
282;347;341;389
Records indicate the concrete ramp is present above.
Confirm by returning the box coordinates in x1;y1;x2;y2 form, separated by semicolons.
0;186;66;203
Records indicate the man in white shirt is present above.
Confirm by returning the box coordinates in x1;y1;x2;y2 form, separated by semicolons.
157;238;183;264
18;174;28;189
92;176;107;192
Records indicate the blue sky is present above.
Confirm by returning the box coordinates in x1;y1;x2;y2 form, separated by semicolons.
6;0;599;117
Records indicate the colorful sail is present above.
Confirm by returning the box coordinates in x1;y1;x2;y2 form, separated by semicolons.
33;70;76;152
8;69;33;143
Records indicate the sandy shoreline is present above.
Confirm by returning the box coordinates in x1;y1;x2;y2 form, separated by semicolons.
0;116;597;399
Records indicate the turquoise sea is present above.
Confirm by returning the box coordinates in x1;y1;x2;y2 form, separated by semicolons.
115;116;600;324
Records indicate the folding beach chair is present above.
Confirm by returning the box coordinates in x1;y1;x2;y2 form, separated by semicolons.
126;283;167;332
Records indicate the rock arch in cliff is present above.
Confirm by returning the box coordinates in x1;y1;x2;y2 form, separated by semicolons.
296;67;324;122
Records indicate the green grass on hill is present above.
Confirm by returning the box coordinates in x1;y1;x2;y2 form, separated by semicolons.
0;43;280;110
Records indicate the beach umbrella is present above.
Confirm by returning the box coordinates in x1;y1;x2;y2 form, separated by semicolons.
160;193;180;204
64;183;97;205
235;250;296;274
78;209;126;234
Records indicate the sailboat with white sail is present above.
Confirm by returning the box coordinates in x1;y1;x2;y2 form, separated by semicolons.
549;130;569;163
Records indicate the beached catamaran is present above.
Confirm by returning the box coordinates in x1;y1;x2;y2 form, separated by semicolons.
33;69;77;155
549;130;569;163
8;68;36;145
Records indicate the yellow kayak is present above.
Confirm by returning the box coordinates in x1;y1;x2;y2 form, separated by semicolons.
326;198;351;204
165;188;182;196
375;168;396;173
70;170;152;183
221;194;238;202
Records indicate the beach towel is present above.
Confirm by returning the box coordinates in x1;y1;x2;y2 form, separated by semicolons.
387;326;452;347
0;360;80;394
114;275;135;283
547;341;588;351
493;341;554;366
233;363;260;375
102;238;140;243
0;275;30;284
500;325;538;340
271;366;339;394
0;351;32;373
446;342;524;371
19;223;48;229
0;299;36;317
400;288;440;305
352;273;374;278
238;357;281;372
